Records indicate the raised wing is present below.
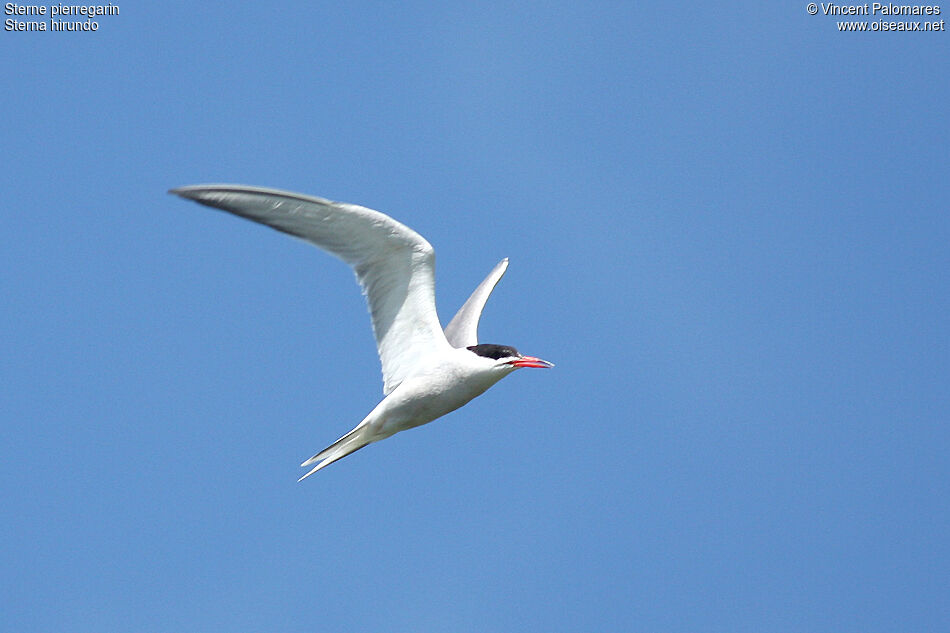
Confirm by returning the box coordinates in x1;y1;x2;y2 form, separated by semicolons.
170;184;450;395
443;258;508;348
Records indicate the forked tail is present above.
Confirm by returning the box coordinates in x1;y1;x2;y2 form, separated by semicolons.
298;426;371;481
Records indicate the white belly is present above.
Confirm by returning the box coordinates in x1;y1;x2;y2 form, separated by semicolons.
369;353;508;438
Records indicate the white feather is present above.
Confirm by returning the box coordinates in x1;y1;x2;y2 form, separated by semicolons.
170;185;450;395
444;258;509;348
171;184;552;478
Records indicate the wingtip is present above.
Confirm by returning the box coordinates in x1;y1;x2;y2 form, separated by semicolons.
168;185;199;200
169;183;237;196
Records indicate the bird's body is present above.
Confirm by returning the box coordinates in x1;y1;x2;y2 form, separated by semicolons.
170;185;552;479
310;347;514;467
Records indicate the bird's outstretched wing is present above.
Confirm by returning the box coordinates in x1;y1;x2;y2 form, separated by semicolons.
170;185;450;395
443;258;509;348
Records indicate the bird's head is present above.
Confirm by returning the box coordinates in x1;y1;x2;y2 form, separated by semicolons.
466;343;554;371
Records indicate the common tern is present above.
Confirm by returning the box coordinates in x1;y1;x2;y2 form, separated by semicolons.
170;185;553;480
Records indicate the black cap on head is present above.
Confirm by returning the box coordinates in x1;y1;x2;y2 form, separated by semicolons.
467;344;520;360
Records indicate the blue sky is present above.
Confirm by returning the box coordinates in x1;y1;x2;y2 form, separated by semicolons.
2;2;948;631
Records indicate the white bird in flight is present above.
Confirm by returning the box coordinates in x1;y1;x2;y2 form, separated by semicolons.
170;185;554;480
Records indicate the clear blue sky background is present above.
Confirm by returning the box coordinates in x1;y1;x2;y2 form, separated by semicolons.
2;3;948;631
